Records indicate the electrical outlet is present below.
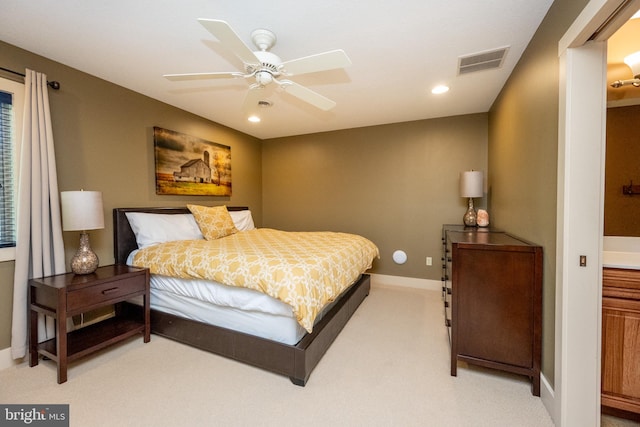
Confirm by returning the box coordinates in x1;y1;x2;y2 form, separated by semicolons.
426;257;432;266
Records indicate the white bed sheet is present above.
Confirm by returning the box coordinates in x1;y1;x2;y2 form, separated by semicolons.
128;250;308;344
128;278;307;345
148;271;296;317
150;287;306;345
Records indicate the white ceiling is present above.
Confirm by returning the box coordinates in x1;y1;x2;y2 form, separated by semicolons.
0;0;555;139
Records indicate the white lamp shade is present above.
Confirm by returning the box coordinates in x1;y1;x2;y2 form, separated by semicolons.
61;191;105;231
624;51;640;78
460;171;484;198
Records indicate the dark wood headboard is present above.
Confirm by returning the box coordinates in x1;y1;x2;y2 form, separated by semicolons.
113;206;248;265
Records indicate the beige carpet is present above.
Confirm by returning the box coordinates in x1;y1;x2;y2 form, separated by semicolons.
0;285;594;426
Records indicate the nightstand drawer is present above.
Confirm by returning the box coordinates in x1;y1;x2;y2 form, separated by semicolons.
67;276;145;311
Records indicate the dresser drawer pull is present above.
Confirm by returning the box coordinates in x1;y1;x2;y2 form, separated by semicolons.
101;287;120;295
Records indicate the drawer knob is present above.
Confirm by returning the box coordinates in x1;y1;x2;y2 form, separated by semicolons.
102;287;120;295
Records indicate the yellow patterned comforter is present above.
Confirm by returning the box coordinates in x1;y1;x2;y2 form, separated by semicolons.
131;228;379;332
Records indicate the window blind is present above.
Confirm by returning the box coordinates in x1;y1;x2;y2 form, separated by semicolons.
0;90;16;248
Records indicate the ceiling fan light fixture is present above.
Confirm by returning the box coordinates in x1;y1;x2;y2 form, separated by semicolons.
255;70;273;86
624;51;640;79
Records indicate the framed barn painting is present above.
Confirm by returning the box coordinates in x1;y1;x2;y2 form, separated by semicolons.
153;127;232;196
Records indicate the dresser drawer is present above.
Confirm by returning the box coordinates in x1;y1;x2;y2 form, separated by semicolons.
67;275;145;311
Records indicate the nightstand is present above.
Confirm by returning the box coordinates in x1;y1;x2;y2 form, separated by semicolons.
29;264;150;383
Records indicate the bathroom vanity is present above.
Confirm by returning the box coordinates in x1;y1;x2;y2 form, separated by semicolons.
602;237;640;419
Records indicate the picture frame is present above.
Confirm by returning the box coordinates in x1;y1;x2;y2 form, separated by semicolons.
153;127;232;196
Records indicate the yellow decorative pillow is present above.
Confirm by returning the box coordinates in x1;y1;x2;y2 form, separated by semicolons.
187;204;238;240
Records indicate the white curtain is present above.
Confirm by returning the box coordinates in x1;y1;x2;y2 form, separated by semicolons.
11;69;66;359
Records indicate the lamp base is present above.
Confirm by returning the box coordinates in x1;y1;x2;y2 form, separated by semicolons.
463;197;478;227
71;232;99;275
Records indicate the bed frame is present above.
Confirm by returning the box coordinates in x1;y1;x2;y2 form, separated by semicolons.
113;207;371;386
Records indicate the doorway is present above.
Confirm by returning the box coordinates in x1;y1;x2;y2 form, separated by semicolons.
557;1;640;426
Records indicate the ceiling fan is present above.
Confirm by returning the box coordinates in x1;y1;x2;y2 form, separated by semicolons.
164;19;352;112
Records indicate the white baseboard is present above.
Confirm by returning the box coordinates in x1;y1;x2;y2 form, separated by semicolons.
370;273;442;291
0;346;24;372
540;373;557;425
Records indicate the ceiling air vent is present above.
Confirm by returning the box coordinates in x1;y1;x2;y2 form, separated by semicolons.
458;47;510;75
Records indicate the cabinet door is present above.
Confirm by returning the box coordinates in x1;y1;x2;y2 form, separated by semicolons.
455;248;535;368
602;297;640;409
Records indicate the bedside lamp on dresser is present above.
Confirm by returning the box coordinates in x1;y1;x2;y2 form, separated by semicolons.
459;170;484;227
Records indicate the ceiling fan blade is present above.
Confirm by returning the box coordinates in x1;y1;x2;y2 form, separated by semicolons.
241;85;270;114
198;19;260;66
163;72;245;81
279;80;336;111
281;49;352;76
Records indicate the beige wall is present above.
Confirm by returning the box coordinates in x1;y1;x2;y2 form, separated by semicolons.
604;105;640;236
488;0;590;387
262;115;488;280
0;41;262;350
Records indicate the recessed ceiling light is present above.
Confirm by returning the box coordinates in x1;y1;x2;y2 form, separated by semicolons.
248;115;261;123
432;85;450;94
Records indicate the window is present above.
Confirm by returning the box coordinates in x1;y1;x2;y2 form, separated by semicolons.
0;76;24;262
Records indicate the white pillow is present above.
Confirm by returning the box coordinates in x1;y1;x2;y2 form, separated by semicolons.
125;212;204;248
229;210;256;231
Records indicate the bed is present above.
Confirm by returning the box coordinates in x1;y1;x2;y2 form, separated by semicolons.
113;206;377;386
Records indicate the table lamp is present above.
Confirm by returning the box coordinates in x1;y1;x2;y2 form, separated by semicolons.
460;171;484;227
61;190;104;274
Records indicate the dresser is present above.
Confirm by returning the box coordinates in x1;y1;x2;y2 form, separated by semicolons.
441;225;543;396
601;267;640;418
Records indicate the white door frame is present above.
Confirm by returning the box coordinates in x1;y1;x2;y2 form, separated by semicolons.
556;39;607;427
555;0;640;425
